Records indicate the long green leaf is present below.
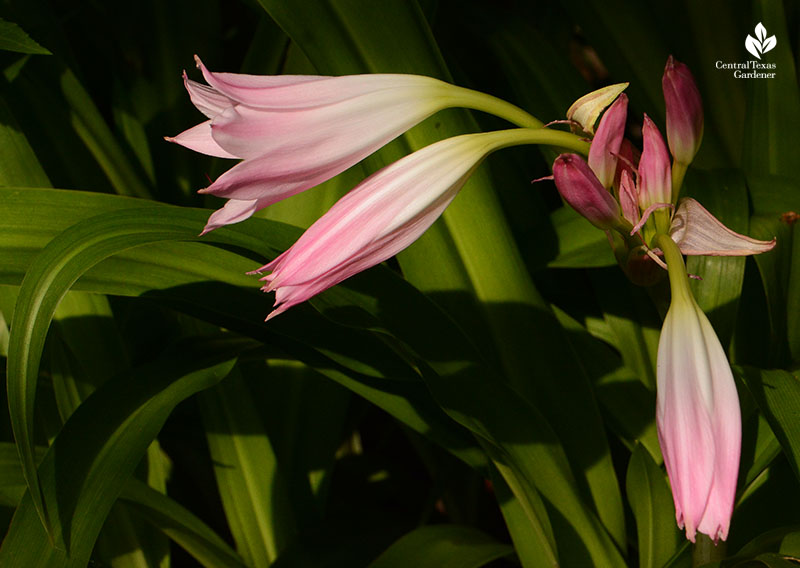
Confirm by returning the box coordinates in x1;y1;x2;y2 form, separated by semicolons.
7;206;212;532
626;444;682;568
120;480;248;568
367;524;513;568
740;367;800;484
0;97;51;186
0;346;238;566
0;18;51;55
198;365;296;566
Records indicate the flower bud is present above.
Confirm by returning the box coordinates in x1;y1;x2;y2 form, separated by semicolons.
638;115;672;208
662;56;704;164
552;154;621;230
589;93;628;188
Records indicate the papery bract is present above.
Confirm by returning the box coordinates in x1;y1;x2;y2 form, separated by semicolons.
588;93;628;189
638;115;672;208
657;235;741;543
169;57;481;234
566;83;628;134
663;56;704;165
253;132;507;320
553;154;622;230
669;198;776;256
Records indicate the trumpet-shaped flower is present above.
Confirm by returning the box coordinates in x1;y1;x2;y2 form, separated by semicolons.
252;131;515;320
655;235;741;543
169;57;537;234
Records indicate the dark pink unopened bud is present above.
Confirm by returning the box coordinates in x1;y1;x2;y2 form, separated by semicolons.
553;154;621;230
663;56;704;164
589;94;628;189
639;115;672;208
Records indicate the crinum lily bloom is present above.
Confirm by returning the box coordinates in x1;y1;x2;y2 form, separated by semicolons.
656;234;741;543
168;57;538;234
253;128;572;320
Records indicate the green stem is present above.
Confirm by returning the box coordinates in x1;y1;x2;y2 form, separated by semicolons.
655;233;692;306
692;534;726;567
481;127;591;156
671;161;688;204
449;85;545;130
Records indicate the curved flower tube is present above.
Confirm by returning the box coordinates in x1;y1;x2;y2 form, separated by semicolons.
252;128;587;320
252;132;498;320
656;234;741;543
168;57;540;234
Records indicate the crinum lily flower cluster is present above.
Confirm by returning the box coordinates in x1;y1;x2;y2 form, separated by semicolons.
552;56;775;543
168;56;583;317
170;55;775;544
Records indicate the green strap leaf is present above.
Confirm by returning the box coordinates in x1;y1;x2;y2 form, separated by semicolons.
367;524;513;568
0;18;51;55
626;445;682;568
740;367;800;484
120;479;248;568
6;207;208;532
198;365;296;566
0;346;238;566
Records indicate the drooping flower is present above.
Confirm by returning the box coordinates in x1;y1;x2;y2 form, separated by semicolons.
169;57;539;234
655;234;741;543
252;130;524;320
662;56;704;165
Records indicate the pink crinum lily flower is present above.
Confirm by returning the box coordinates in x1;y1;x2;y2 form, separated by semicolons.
656;234;741;543
253;128;572;319
169;57;537;234
552;57;775;544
